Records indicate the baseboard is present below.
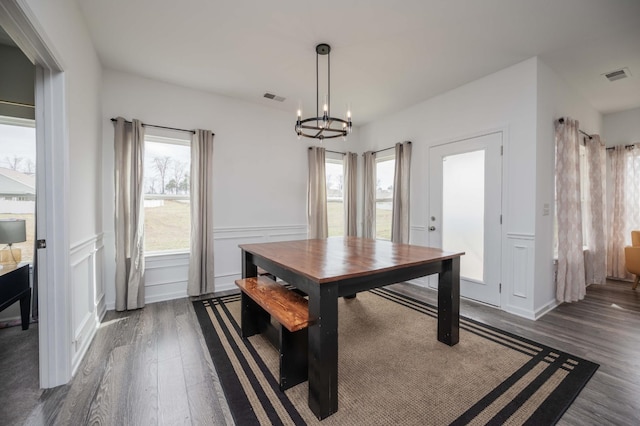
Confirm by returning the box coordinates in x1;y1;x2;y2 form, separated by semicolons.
503;304;537;320
533;298;560;320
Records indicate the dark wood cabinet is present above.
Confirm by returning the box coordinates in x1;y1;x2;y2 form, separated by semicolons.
0;264;31;330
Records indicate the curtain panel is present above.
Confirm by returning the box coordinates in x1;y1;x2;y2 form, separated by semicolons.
308;147;328;239
584;135;606;285
362;151;376;239
555;118;586;303
188;129;215;296
607;144;640;279
114;117;145;311
344;152;358;236
391;142;412;244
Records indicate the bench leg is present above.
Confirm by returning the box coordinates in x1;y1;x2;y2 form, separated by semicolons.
279;327;308;391
240;292;269;338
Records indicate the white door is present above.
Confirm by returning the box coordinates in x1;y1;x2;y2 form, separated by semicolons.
428;132;502;306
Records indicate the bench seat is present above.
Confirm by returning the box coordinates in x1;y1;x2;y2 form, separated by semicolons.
235;276;309;390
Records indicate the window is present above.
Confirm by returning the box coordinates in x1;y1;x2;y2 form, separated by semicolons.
375;155;395;240
0;116;36;263
325;157;344;237
579;143;591;247
143;134;191;253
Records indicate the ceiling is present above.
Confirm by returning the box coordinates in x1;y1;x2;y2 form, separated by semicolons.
69;0;640;124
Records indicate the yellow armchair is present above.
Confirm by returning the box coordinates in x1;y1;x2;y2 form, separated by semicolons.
624;230;640;290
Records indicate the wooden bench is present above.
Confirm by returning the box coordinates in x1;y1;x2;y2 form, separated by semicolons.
235;276;310;391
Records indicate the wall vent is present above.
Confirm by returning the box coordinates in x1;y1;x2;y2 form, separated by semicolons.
603;68;631;82
263;92;286;102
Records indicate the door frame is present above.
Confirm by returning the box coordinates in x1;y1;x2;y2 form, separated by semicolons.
426;126;508;308
0;1;72;387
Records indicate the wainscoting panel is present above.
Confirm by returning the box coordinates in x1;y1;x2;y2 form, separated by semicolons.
128;225;309;305
70;234;104;374
213;225;307;293
504;233;535;319
145;252;190;303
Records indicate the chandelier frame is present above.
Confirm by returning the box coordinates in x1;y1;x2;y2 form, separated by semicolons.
295;43;352;140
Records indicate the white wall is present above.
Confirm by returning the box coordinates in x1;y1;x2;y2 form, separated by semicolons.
603;106;640;146
101;69;359;307
22;0;104;376
358;57;539;317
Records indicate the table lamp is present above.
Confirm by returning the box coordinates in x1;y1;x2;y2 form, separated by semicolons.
0;218;26;267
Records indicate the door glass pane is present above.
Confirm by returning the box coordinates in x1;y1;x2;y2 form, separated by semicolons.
442;150;484;281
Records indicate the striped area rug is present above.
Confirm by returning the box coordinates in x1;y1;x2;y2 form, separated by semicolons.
193;288;598;425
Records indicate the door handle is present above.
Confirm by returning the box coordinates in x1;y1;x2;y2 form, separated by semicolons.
429;226;436;231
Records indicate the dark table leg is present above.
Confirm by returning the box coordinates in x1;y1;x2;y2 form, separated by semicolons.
19;289;31;330
437;257;460;346
307;282;339;420
241;250;257;279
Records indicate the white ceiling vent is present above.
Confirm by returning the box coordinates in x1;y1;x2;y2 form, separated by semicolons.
263;92;286;102
602;67;631;82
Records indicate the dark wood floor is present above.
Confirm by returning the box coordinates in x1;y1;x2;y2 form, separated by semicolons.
1;279;638;425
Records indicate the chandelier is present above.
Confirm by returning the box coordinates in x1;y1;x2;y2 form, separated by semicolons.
295;43;352;140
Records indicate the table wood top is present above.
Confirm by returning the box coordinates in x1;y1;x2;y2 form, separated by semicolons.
239;237;464;284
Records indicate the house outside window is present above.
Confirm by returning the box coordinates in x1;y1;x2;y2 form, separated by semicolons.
376;154;395;240
143;134;191;253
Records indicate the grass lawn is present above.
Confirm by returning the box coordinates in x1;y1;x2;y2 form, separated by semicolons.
2;200;393;262
144;200;190;252
327;201;392;240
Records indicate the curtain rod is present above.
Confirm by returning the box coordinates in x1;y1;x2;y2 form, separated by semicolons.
557;118;592;140
371;141;412;155
308;147;346;155
110;118;214;136
606;144;637;151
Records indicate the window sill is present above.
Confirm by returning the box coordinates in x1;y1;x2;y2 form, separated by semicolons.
145;250;189;260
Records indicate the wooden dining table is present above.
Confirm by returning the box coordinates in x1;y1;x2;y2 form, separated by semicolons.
239;236;464;420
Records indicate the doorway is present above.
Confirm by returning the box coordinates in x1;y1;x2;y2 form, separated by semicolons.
0;1;70;389
428;132;503;306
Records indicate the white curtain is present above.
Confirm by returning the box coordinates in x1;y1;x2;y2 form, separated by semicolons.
391;142;412;244
114;117;145;311
343;152;358;236
188;129;215;296
308;147;327;239
362;151;376;239
584;135;607;285
555;118;586;303
607;144;640;279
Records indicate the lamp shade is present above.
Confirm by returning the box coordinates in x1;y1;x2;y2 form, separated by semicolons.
0;219;26;244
